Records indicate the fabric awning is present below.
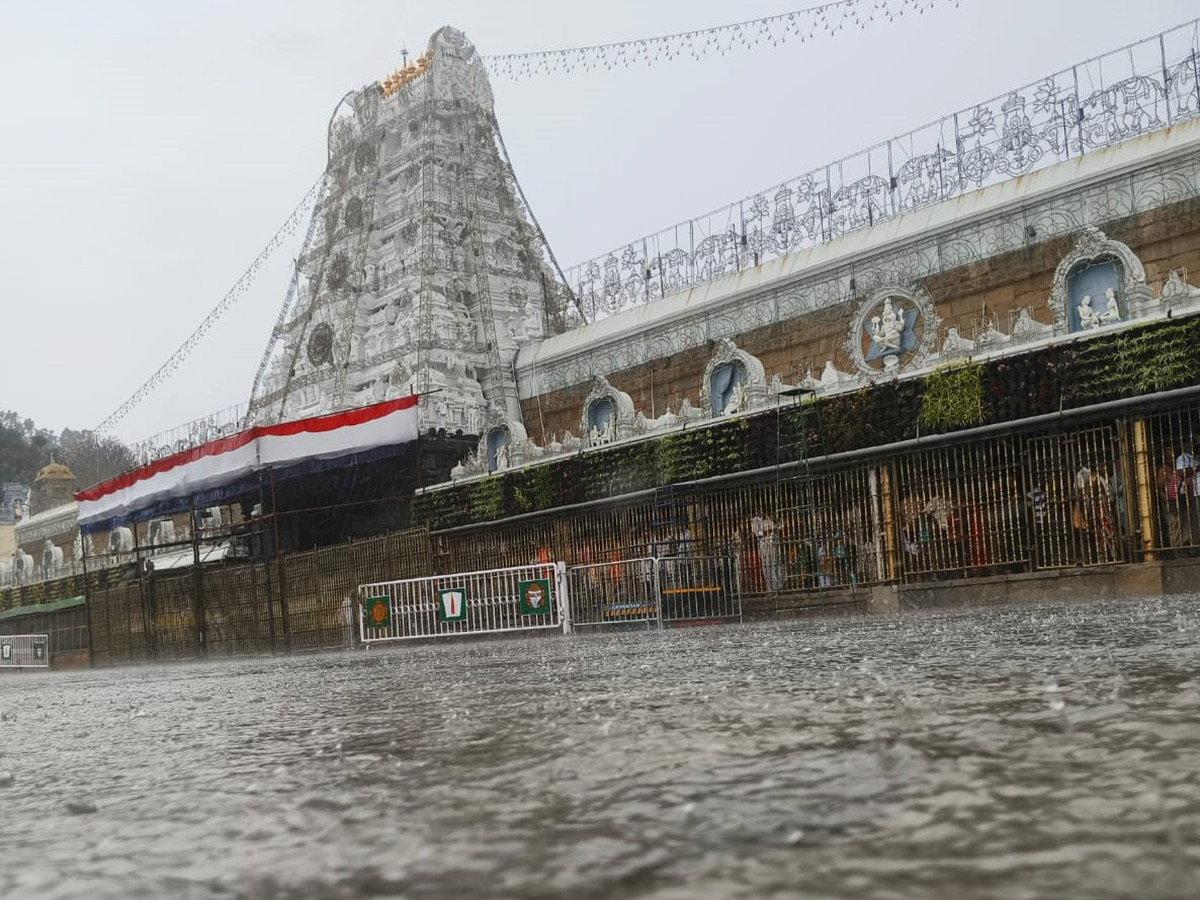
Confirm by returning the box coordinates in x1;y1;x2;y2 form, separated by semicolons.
75;396;419;534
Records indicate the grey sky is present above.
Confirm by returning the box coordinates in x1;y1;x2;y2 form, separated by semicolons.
1;0;1195;442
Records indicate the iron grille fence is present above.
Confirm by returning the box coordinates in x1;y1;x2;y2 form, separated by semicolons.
60;396;1200;666
658;556;742;625
566;555;741;629
565;19;1200;319
1027;425;1132;570
895;436;1030;580
1142;403;1200;555
568;557;659;630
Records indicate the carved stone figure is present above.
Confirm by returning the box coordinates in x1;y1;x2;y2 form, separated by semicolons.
724;381;748;415
870;297;904;351
1100;287;1121;324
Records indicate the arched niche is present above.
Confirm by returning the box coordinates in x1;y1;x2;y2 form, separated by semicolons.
1048;227;1153;333
480;418;529;473
579;376;635;446
699;339;767;416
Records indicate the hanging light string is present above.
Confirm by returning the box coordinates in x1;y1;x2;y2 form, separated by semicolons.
483;0;962;80
95;177;323;435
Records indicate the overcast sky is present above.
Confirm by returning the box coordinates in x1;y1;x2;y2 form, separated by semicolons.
1;0;1196;443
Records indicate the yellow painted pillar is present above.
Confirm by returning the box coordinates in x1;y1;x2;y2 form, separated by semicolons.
879;464;898;580
1131;418;1157;562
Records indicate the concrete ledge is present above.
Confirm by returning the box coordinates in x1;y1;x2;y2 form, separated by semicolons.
742;558;1197;620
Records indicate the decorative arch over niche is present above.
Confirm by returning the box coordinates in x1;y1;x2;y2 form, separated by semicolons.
1047;226;1154;332
477;405;529;473
699;339;767;416
579;375;635;446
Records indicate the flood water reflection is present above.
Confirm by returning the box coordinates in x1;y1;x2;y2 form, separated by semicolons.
2;595;1199;899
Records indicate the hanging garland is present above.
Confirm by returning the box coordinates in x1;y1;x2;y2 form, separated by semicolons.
484;0;964;80
95;177;324;435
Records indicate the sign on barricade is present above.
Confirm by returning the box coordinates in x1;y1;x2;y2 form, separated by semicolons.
0;634;51;669
567;556;741;629
359;563;569;644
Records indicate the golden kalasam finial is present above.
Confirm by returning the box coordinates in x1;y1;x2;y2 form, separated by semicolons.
378;47;432;98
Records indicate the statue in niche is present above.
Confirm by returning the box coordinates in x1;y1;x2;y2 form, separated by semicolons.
495;442;513;472
724;381;748;415
1102;288;1122;324
870;297;905;352
1078;293;1120;330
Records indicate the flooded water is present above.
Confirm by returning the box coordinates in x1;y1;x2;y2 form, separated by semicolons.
2;596;1199;899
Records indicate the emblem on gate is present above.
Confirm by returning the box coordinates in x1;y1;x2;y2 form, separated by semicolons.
1;642;10;661
365;596;391;628
438;587;468;622
518;578;552;616
32;641;46;662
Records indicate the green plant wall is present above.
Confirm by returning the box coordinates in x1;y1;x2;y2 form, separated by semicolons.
414;312;1200;530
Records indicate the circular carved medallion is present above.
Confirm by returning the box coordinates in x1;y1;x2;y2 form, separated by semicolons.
307;323;335;366
847;288;938;375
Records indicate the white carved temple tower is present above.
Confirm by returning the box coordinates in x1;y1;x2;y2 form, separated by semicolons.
247;26;576;433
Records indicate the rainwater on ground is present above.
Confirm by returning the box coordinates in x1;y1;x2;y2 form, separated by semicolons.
2;595;1200;899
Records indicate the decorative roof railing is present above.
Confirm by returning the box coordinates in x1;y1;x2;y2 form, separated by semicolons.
130;402;248;467
565;19;1200;321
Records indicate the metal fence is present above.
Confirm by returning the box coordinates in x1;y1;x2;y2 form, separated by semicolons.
895;436;1029;580
429;398;1200;593
85;526;434;666
1027;425;1131;570
565;19;1200;319
658;556;742;625
14;398;1200;667
566;555;742;629
568;557;659;630
0;634;50;669
1143;404;1200;556
358;562;566;644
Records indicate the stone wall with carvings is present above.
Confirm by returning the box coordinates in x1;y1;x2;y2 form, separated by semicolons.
517;141;1200;446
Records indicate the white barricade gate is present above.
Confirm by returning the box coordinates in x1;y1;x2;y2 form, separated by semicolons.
0;634;51;669
658;556;742;625
568;557;660;630
566;556;741;629
359;562;569;644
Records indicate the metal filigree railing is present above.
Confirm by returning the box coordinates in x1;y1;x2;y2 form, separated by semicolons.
565;19;1200;320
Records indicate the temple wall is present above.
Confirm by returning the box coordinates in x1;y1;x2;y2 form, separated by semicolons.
516;119;1200;447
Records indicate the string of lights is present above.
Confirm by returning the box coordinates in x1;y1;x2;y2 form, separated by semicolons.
483;0;962;80
95;177;324;435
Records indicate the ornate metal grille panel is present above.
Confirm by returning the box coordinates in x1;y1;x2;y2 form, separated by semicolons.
565;20;1200;319
1027;425;1130;570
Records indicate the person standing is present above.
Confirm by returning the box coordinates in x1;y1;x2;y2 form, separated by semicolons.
1171;449;1199;550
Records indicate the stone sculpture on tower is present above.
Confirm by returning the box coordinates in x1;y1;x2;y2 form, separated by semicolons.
247;26;577;433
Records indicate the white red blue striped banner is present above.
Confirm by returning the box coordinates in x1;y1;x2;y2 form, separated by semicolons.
76;396;419;533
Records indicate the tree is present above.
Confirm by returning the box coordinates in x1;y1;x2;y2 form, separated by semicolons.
0;411;134;488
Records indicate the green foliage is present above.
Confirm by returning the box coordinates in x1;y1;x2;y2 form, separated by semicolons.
467;477;505;521
410;312;1200;531
0;411;134;487
1069;314;1200;403
921;360;987;430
